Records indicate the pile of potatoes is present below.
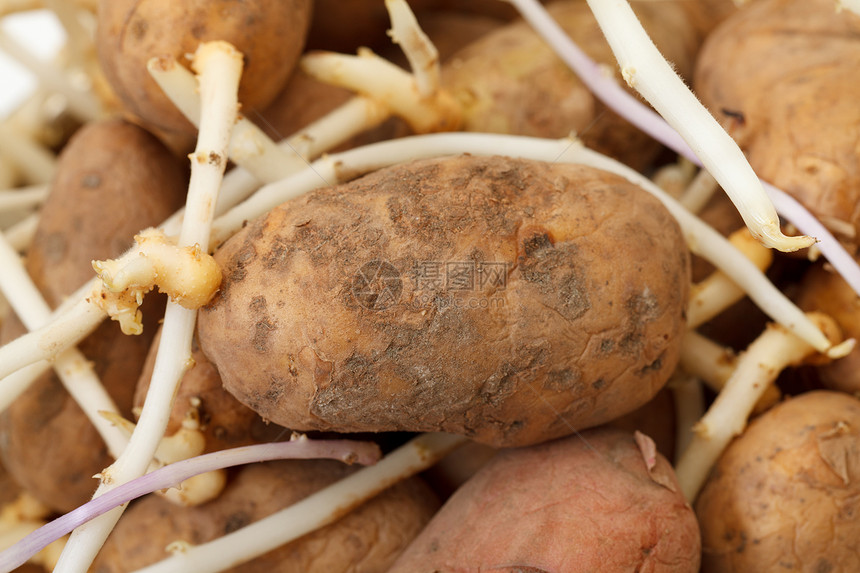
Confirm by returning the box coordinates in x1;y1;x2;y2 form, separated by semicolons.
1;0;860;571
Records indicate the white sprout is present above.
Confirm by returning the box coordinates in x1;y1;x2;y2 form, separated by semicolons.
679;330;781;415
0;123;56;184
385;0;440;96
651;159;696;200
0;184;47;213
687;228;773;329
53;41;243;573
675;312;851;501
0;289;105;382
0;233;126;456
504;0;860;273
103;402;226;507
0;436;382;572
301;50;461;134
133;433;465;573
679;168;720;214
2;212;38;252
146;56;299;185
583;0;812;252
837;0;860;16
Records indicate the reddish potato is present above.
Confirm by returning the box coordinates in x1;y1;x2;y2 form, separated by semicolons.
389;428;701;572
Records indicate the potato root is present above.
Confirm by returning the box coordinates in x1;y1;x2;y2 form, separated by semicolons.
0;119;186;511
441;0;701;170
92;460;439;573
96;0;312;134
198;155;690;447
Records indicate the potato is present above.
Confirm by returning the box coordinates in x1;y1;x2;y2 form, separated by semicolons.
695;0;860;244
96;0;312;134
696;391;860;572
0;119;186;512
441;0;701;170
678;0;739;39
135;328;287;453
796;263;860;394
198;155;690;447
305;0;519;54
389;428;701;572
92;460;439;573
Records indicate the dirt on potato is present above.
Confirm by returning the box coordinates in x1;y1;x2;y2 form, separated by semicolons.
198;155;689;447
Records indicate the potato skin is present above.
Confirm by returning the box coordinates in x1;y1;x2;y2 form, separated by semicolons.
198;155;689;447
389;428;701;572
442;1;700;170
0;119;186;511
696;391;860;572
695;0;860;244
97;0;312;134
92;461;439;573
135;329;287;453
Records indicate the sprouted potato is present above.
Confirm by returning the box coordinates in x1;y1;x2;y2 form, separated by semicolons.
0;1;859;572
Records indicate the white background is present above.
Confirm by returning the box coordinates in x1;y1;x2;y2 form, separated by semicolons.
0;10;66;118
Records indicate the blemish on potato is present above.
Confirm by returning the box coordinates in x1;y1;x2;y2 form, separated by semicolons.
252;318;276;353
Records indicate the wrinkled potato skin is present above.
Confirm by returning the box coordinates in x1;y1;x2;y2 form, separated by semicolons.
198;156;689;447
390;429;701;572
0;120;186;511
696;391;860;572
695;0;860;244
97;0;312;134
135;329;286;452
93;461;439;573
442;1;701;170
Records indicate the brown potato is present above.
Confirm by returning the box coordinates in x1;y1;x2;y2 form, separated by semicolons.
0;119;186;512
696;391;860;572
695;0;860;245
389;428;701;572
135;328;287;453
441;0;701;170
796;262;860;394
92;460;439;573
96;0;312;134
198;155;690;447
